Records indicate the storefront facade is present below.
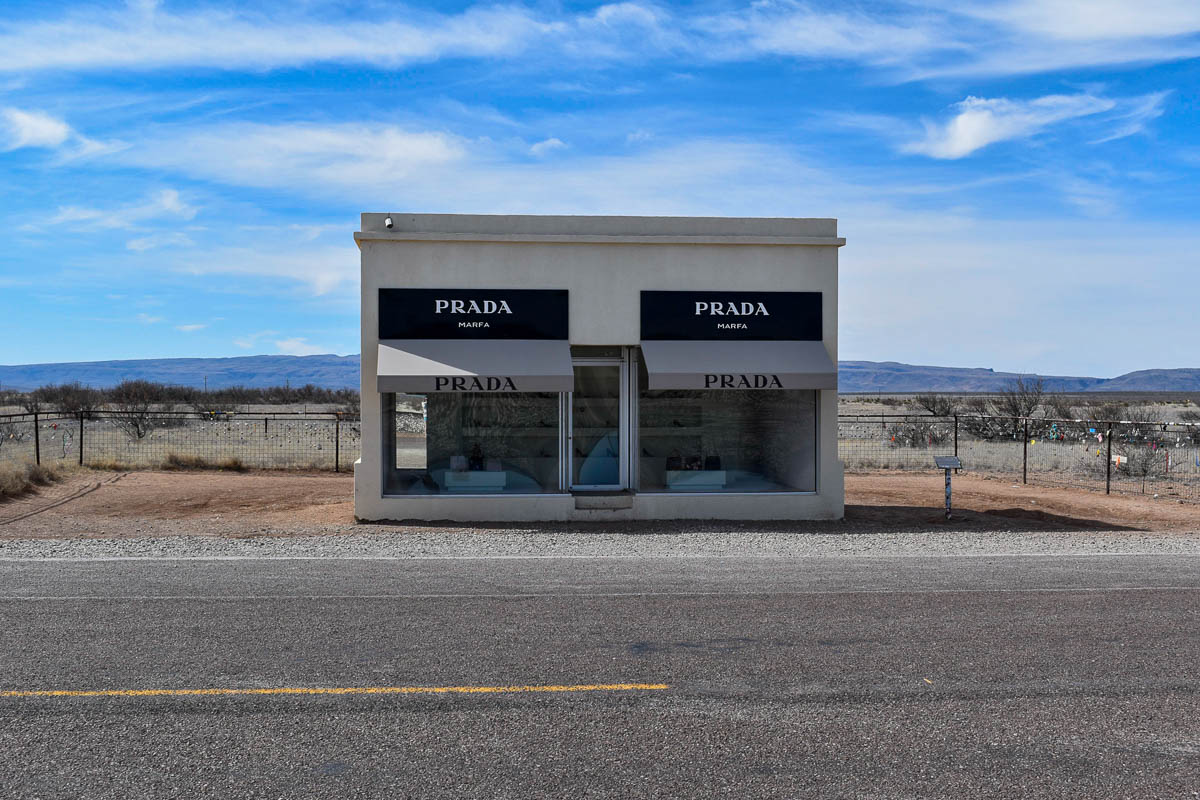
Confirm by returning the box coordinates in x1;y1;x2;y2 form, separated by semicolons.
354;214;844;521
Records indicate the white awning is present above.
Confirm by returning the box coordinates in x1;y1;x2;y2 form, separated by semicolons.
640;340;836;390
377;339;574;393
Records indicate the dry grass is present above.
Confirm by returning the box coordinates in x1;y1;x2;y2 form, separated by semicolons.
0;462;65;500
161;452;248;472
85;458;138;472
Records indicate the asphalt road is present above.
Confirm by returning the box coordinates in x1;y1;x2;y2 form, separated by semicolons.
1;554;1198;799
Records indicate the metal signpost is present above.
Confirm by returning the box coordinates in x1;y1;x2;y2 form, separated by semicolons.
935;456;962;520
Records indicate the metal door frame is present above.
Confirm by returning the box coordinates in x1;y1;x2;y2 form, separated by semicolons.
567;353;631;491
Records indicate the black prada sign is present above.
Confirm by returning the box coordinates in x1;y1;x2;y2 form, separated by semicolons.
379;289;568;340
434;376;517;391
640;291;822;341
705;374;783;388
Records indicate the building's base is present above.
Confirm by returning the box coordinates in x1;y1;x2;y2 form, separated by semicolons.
352;458;845;522
354;478;844;523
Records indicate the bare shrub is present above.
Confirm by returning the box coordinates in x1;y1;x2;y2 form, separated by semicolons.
887;420;951;448
960;397;1009;440
995;376;1044;419
908;393;958;416
189;398;227;415
108;380;184;439
36;382;103;418
1083;400;1127;423
1044;394;1078;421
1113;441;1170;493
0;420;31;458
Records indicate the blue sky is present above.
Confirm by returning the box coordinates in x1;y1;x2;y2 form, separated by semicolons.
1;0;1198;377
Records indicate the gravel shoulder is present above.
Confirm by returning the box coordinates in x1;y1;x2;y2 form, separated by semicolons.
0;469;1197;559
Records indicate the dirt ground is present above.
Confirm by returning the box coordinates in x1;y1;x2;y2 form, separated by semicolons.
0;468;1198;539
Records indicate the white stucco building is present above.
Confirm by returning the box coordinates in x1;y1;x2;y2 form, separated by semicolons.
354;214;844;521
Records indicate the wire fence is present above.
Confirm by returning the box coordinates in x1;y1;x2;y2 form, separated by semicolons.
839;414;1200;503
2;408;1198;503
0;410;360;472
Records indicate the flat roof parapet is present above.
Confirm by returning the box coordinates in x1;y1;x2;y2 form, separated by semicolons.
355;213;843;247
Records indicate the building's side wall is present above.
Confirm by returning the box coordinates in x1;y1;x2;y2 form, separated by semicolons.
355;220;842;522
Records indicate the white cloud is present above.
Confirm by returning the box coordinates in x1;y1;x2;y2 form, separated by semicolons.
112;118;835;213
48;189;197;231
530;137;566;156
274;337;329;356
0;106;120;158
0;4;554;73
1;107;70;149
902;93;1117;159
175;244;356;296
126;231;195;251
908;0;1200;79
700;1;953;65
967;0;1200;42
1057;174;1120;217
233;330;279;349
0;1;1197;81
1089;91;1170;143
174;323;206;332
135;313;163;324
123;123;464;193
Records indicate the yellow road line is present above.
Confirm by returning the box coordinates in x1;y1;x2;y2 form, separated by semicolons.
0;682;669;699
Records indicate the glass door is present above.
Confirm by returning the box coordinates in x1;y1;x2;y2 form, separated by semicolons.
571;363;625;489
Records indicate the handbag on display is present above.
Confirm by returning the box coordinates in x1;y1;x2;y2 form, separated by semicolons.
665;453;683;471
704;455;722;471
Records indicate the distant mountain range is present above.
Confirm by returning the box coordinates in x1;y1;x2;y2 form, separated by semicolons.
0;354;361;392
838;361;1200;393
0;354;1198;394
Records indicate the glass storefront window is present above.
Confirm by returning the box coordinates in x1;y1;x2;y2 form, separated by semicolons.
638;389;817;492
384;392;560;495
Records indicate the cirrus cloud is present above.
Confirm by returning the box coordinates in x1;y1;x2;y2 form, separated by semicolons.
903;93;1118;159
0;1;1197;82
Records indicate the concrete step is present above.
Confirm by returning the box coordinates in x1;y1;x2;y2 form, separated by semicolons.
573;492;634;511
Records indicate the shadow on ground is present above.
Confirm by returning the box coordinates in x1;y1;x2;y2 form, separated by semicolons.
362;505;1143;535
845;504;1140;532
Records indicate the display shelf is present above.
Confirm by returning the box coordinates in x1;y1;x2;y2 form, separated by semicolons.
665;470;727;490
443;471;509;492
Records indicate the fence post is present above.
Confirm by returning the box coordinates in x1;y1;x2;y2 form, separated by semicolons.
78;411;84;466
334;416;340;473
1022;416;1029;485
33;411;40;466
264;417;268;437
1106;425;1113;495
953;414;959;473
